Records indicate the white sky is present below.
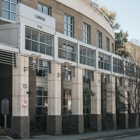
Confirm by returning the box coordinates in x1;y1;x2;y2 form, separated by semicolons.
92;0;140;42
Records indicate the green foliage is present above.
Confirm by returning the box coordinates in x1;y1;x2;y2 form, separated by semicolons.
100;6;129;57
62;112;76;134
116;89;128;113
83;87;95;97
100;6;120;30
30;116;46;132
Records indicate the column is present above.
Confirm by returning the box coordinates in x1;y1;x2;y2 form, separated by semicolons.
118;78;128;129
11;54;29;139
106;75;116;130
71;67;84;134
90;72;102;131
47;62;62;135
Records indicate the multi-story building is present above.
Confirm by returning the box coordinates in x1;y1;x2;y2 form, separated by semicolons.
0;0;136;139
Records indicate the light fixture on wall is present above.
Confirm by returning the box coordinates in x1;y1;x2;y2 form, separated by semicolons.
24;54;41;71
57;62;72;77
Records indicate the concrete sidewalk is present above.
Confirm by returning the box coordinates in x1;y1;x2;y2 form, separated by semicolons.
1;128;140;140
27;128;140;140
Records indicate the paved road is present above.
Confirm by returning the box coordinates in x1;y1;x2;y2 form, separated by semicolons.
95;132;140;140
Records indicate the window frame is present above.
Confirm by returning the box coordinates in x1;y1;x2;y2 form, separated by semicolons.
83;23;90;44
106;37;110;51
38;3;52;16
97;30;102;48
2;0;17;21
36;87;48;116
25;26;53;56
64;14;74;38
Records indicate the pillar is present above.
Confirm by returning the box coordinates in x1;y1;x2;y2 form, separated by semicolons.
11;54;30;139
90;72;102;131
47;62;62;135
106;75;116;130
71;67;84;134
117;78;128;129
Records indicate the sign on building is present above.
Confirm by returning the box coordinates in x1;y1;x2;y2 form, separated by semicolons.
1;99;9;115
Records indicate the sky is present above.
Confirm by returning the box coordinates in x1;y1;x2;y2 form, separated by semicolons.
92;0;140;42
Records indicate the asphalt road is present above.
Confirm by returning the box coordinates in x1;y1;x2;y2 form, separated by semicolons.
95;132;140;140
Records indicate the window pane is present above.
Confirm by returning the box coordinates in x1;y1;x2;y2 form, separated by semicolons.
32;30;38;41
32;41;38;52
36;97;42;106
43;87;48;96
43;97;48;107
46;46;52;56
26;28;31;39
36;107;42;115
43;6;48;15
46;36;52;45
25;39;31;50
11;4;16;12
2;1;10;10
2;10;10;20
40;44;46;54
43;107;47;115
40;33;45;43
11;0;17;3
36;87;42;96
11;12;16;21
38;4;42;12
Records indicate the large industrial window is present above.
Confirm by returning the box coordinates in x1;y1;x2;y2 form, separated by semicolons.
36;87;48;116
38;3;51;16
63;89;72;114
64;14;74;37
80;46;95;67
58;39;77;62
97;31;102;48
2;0;17;21
83;23;90;44
106;37;110;51
25;27;53;56
113;58;123;74
98;53;111;71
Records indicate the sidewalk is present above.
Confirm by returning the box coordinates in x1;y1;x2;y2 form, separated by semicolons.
26;128;140;140
1;128;140;140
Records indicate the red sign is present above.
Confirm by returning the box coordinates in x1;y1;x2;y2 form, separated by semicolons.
22;100;27;108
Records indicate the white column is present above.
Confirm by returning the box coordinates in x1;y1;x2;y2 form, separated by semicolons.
47;61;62;135
71;67;83;115
12;54;29;116
91;72;101;114
90;71;102;131
12;54;29;139
48;62;61;115
106;75;116;114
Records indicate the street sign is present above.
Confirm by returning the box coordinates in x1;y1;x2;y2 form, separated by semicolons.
1;99;9;115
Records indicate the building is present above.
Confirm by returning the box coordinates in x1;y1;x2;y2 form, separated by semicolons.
0;0;136;139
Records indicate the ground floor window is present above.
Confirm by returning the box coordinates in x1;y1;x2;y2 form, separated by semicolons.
63;89;72;114
36;87;48;116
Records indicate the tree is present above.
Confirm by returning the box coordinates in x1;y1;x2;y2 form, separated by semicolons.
100;7;129;57
116;58;140;128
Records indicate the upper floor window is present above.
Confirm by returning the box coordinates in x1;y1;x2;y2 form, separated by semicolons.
80;46;95;67
106;37;110;51
25;27;53;56
38;3;51;16
113;58;123;74
112;43;114;53
2;0;18;21
64;14;74;37
98;53;111;71
97;31;102;48
58;38;77;62
83;23;90;44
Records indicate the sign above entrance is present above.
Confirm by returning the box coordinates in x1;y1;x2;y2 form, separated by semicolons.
35;14;45;21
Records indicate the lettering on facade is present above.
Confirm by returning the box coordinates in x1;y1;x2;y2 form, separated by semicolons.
37;25;43;29
35;14;45;21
